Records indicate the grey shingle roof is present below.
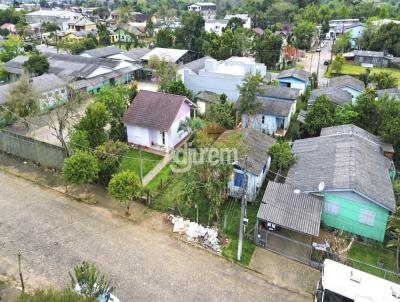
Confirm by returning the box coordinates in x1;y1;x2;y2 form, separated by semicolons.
256;97;294;117
259;84;300;101
217;128;275;175
329;75;365;92
184;56;211;74
125;48;151;61
4;55;28;74
376;88;400;99
258;181;323;236
287;124;396;212
354;50;385;58
83;46;121;58
0;73;66;104
123;90;190;131
195;90;220;104
277;68;310;83
297;110;307;124
308;87;352;106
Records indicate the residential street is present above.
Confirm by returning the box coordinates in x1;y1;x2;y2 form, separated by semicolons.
300;40;333;85
0;172;312;302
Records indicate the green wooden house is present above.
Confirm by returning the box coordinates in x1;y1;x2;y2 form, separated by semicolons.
287;124;396;242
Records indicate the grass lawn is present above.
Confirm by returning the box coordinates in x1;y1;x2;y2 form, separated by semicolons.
348;242;400;282
145;163;172;191
119;149;163;178
326;63;400;84
148;166;266;265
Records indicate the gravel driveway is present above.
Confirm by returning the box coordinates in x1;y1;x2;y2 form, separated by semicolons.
0;172;312;302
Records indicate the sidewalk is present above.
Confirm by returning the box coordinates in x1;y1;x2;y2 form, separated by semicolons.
142;153;172;186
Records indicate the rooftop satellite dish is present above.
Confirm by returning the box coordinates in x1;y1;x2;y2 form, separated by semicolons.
318;181;325;192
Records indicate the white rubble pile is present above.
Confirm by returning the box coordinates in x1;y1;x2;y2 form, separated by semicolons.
169;215;221;253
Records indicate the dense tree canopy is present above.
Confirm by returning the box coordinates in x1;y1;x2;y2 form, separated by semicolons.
23;53;49;76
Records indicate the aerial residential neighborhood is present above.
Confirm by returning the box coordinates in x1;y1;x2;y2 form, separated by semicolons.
0;0;400;301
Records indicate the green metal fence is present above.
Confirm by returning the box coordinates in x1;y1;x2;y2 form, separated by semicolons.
0;129;67;170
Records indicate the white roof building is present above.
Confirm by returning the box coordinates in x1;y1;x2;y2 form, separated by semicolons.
141;47;189;64
25;10;81;31
318;259;400;302
205;14;251;35
372;19;400;26
182;56;267;101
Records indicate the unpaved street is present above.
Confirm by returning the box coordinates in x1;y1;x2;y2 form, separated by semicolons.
0;172;312;301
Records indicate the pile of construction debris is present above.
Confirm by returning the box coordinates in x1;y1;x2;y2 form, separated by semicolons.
169;215;221;253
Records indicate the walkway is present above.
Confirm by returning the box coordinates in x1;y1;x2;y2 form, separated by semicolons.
142;153;173;186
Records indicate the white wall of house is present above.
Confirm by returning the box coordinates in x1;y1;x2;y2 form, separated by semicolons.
205;20;227;35
184;57;267;101
278;78;307;94
228;156;271;202
87;66;113;78
345;25;365;49
126;125;150;147
125;101;191;152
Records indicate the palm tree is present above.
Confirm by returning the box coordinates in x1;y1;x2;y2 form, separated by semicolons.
387;206;400;272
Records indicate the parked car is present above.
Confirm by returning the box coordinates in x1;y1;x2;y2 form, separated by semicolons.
316;47;321;52
324;60;330;66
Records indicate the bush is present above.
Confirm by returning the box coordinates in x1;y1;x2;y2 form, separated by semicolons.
62;151;99;185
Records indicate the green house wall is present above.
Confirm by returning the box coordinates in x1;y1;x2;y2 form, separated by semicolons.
322;191;389;242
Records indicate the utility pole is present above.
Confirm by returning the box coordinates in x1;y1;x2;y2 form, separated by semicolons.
18;251;25;293
237;156;248;262
139;147;143;184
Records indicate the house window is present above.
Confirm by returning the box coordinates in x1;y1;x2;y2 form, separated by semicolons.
161;131;166;145
324;201;339;215
234;171;244;187
262;116;265;124
359;209;375;226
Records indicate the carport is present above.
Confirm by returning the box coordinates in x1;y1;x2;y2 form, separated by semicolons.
254;181;323;264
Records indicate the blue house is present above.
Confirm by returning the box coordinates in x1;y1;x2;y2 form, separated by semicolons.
240;85;299;136
276;68;310;94
328;75;365;103
217;128;275;202
343;23;365;49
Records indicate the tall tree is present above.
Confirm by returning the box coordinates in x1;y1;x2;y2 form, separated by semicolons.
74;102;110;148
303;95;335;136
293;20;315;51
237;73;264;120
174;12;204;52
23;53;49;76
353;90;380;134
0;34;24;62
254;30;283;68
268;141;295;172
155;28;174;48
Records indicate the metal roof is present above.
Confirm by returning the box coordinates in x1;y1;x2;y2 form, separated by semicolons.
277;68;310;83
259;84;300;101
141;47;188;63
287;124;396;212
258;181;323;236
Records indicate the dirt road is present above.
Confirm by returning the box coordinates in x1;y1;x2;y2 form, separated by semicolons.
0;172;312;301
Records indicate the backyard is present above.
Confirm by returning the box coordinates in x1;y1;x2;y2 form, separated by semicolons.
145;162;264;265
348;241;400;283
119;148;163;178
326;63;400;84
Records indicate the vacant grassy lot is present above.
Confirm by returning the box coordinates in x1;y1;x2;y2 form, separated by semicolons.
119;149;163;177
327;63;400;84
348;241;400;283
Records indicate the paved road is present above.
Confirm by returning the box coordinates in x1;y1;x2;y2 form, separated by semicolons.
0;172;312;302
300;40;333;86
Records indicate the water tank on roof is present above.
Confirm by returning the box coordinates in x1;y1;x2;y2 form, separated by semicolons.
204;58;218;72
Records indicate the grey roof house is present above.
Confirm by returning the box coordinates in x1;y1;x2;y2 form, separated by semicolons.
276;68;311;94
328;75;365;102
376;88;400;100
239;85;299;137
286;124;396;242
308;87;353;107
0;73;68;110
217;128;275;202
